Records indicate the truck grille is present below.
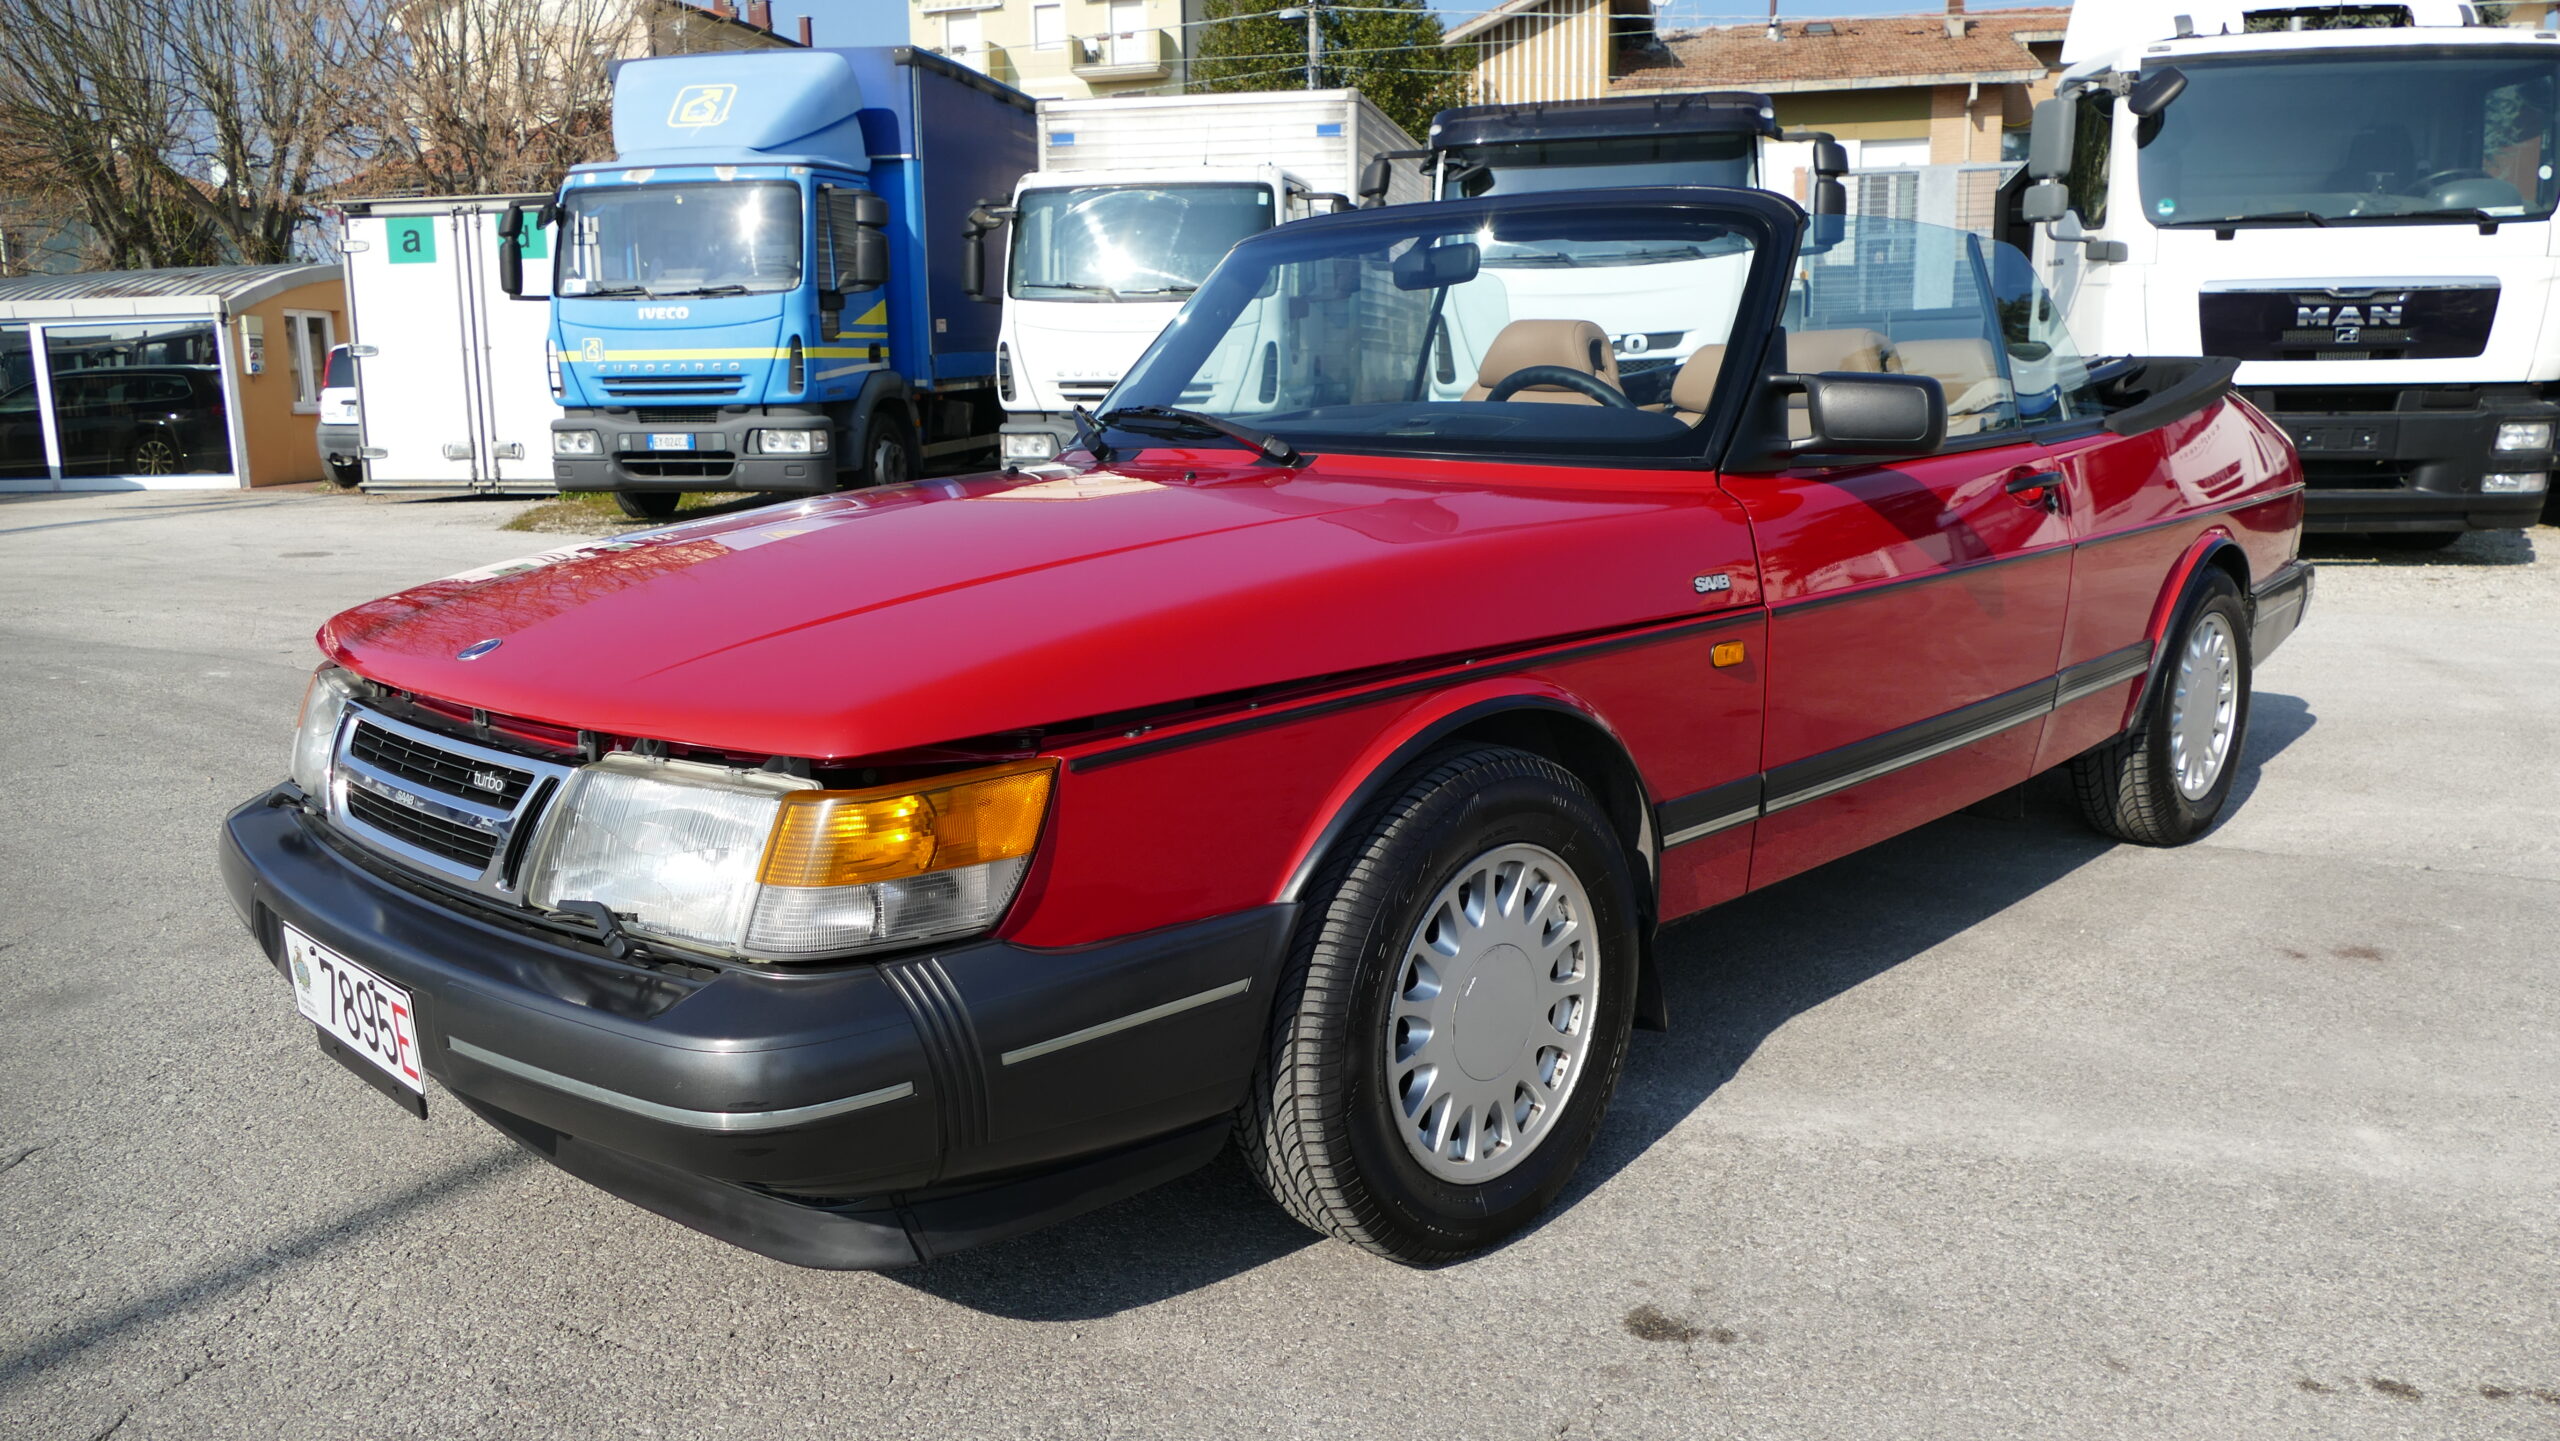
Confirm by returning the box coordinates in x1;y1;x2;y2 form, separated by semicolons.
602;375;748;398
1056;379;1117;405
330;707;575;900
616;452;737;479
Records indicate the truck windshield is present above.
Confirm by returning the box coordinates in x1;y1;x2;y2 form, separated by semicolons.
1440;134;1756;198
1011;183;1273;301
2139;48;2560;227
1106;200;1765;462
557;181;803;297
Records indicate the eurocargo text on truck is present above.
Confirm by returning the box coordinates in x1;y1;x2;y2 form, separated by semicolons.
498;47;1036;519
977;90;1427;465
2015;0;2560;544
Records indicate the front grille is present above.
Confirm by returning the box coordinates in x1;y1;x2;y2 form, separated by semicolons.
633;406;722;424
616;452;737;479
345;786;502;869
2199;285;2497;363
1056;379;1116;404
350;720;534;805
603;375;747;398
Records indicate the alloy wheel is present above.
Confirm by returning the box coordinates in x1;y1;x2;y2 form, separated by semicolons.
2169;611;2239;799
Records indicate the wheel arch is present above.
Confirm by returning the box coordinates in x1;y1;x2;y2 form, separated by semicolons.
1277;683;1671;1032
2129;529;2250;720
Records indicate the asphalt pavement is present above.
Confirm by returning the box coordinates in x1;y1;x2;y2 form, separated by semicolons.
1;487;2554;1440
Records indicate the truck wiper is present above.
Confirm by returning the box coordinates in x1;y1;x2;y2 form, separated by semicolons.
654;283;751;297
1098;405;1305;466
1033;281;1121;298
574;284;652;297
2164;209;2330;228
1116;285;1197;297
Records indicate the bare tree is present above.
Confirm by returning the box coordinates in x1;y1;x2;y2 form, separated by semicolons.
0;0;224;268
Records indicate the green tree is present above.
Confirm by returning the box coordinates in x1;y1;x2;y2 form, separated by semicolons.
1190;0;1476;143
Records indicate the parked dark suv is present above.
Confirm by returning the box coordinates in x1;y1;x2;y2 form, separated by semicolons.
0;365;231;477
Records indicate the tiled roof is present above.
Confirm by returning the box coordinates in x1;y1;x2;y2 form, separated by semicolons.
1610;6;2069;95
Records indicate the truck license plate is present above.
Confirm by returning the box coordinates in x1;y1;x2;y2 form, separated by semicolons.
647;433;696;451
284;924;426;1115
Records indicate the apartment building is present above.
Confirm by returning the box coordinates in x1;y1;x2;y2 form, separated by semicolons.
913;0;1207;100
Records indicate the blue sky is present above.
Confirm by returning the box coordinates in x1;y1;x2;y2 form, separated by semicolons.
771;0;2061;47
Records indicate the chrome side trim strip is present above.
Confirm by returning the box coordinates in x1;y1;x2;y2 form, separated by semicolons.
999;978;1253;1067
2055;645;2152;706
1760;699;2054;815
1661;807;1759;847
446;1037;914;1132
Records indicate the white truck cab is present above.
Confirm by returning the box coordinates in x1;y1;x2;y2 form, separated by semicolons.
2019;0;2560;540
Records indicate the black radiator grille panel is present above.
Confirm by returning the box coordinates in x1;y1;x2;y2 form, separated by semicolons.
345;788;501;869
350;721;534;805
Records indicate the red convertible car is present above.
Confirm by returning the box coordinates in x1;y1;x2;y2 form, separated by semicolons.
221;191;2308;1268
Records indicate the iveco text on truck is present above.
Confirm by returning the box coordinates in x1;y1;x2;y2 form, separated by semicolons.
2017;0;2558;543
500;47;1035;518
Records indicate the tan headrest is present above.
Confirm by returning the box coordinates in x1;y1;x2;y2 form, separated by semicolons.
1893;338;1998;386
1467;319;1621;402
1669;344;1727;415
1788;327;1893;374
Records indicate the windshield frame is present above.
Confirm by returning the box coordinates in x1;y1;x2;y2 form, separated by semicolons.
2136;45;2560;230
556;179;806;298
1439;134;1761;200
1100;187;1800;471
1008;180;1278;303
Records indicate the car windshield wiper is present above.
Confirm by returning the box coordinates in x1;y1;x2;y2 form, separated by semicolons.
1098;405;1306;466
2164;210;2330;228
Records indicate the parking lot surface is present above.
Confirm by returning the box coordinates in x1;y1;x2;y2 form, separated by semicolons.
2;488;2555;1440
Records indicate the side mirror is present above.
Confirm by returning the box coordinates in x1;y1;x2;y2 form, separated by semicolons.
1810;137;1849;179
1358;155;1394;208
845;225;889;291
496;200;535;297
1794;372;1945;456
962;201;1011;302
848;189;889;229
2026;96;2076;181
2019;179;2070;224
2128;66;2186;118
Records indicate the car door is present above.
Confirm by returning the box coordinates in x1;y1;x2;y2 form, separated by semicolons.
1721;219;2076;889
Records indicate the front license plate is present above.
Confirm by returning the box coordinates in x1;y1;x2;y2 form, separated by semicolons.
647;433;696;451
284;925;426;1116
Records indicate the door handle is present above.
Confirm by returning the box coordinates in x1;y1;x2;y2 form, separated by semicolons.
2004;469;2064;511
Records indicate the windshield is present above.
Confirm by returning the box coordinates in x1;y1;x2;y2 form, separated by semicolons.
557;181;802;296
1011;184;1273;301
1441;134;1757;199
2138;48;2560;226
1105;200;1765;461
323;346;353;389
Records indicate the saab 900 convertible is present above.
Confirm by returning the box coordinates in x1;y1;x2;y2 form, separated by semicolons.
221;190;2309;1269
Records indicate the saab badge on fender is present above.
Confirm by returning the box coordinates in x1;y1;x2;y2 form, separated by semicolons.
457;638;503;660
1692;573;1731;596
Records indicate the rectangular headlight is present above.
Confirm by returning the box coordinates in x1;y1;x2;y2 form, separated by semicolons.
524;755;1054;960
1000;430;1060;462
291;666;359;796
553;430;600;456
2495;421;2552;452
750;428;828;455
2482;471;2547;493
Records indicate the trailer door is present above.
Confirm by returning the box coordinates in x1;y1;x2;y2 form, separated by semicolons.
459;207;559;491
345;210;482;490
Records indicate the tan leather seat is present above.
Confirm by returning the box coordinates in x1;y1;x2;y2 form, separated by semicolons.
1787;328;1894;374
1665;344;1726;426
1464;319;1623;404
1892;338;2012;435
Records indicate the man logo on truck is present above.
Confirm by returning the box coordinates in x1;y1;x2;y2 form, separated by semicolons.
2295;301;2404;329
669;84;737;129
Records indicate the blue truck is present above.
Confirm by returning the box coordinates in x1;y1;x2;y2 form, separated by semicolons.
500;47;1036;519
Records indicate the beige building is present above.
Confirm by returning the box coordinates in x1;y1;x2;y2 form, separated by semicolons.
912;0;1208;100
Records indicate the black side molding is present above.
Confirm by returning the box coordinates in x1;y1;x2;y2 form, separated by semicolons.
2251;560;2315;661
2094;355;2242;438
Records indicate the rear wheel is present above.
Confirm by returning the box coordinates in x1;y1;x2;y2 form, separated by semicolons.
1239;745;1641;1264
325;459;363;489
2071;569;2251;846
129;432;179;476
612;490;681;521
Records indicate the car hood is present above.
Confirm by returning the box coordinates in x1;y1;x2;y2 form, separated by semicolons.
321;453;1737;761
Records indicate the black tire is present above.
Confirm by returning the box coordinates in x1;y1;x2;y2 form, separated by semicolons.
849;411;917;490
612;490;681;521
325;459;363;490
2071;569;2252;846
1238;745;1642;1265
2370;530;2461;552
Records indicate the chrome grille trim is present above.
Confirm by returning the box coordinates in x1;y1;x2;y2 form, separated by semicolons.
328;706;578;902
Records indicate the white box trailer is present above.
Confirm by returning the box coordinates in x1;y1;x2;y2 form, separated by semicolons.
993;91;1426;460
336;194;559;494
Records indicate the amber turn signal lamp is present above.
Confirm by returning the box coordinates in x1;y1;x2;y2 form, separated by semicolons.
1712;641;1747;668
758;760;1055;889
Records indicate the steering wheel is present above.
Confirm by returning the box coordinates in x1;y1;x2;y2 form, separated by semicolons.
2418;167;2492;193
1483;364;1638;409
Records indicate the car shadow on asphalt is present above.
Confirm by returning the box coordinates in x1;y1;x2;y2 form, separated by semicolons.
2302;528;2541;567
889;694;2318;1319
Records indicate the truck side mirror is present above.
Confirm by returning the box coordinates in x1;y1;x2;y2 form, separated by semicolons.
961;201;1012;302
496;201;534;298
2026;96;2076;181
2128;66;2186;119
1793;372;1946;457
1810;137;1849;179
1358;156;1394;208
845;226;889;291
848;189;889;229
2019;180;2070;224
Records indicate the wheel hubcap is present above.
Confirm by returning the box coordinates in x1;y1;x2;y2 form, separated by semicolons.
135;439;176;475
2168;611;2239;800
1385;843;1599;1183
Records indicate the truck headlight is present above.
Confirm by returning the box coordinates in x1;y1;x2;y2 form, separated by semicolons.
291;666;359;797
2482;471;2547;493
1000;430;1060;462
2495;421;2552;452
749;428;829;455
554;430;600;456
525;755;1053;960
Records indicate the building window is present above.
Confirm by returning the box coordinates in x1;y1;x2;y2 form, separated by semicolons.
943;11;982;67
283;310;335;413
1034;2;1062;49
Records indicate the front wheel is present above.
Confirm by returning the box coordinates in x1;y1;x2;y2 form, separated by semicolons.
612;490;681;521
2071;569;2252;846
850;412;916;490
1239;745;1641;1264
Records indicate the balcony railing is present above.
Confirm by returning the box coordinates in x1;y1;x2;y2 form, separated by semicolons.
1072;26;1177;81
928;41;1017;85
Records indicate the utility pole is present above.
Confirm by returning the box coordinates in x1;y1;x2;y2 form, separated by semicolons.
1278;3;1321;90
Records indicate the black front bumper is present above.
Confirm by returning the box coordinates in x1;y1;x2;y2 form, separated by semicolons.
219;790;1292;1268
550;408;836;495
2249;384;2553;532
